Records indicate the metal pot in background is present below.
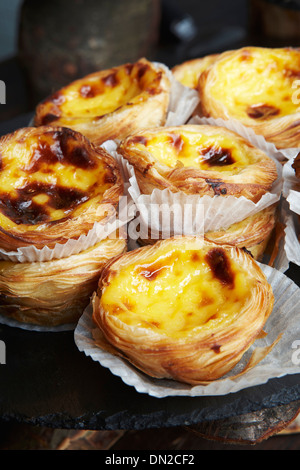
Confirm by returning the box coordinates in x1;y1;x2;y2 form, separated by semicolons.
18;0;161;106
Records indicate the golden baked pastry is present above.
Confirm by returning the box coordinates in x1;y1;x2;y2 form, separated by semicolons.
172;54;219;89
198;46;300;149
0;126;123;251
118;124;278;202
33;58;171;146
138;205;277;262
92;236;274;384
0;234;126;327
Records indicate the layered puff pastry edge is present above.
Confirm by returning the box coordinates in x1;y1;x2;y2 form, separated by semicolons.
92;236;274;384
0;234;127;327
118;124;278;202
198;46;300;149
34;58;172;146
0;126;123;251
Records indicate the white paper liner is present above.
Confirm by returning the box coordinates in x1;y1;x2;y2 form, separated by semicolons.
283;158;300;214
74;262;300;398
152;61;200;128
284;213;300;267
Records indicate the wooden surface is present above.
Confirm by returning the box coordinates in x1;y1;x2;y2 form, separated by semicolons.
1;415;300;450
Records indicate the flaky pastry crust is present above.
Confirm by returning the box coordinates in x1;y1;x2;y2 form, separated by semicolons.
34;58;171;146
118;124;278;202
0;126;123;251
198;47;300;149
0;235;126;327
92;236;274;384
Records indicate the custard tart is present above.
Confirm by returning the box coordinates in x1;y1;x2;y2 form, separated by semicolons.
198;46;300;149
0;234;126;327
92;236;274;384
172;54;219;89
118;124;278;202
34;58;171;146
0;126;123;251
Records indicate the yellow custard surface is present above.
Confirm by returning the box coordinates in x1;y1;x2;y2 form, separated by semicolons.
126;128;252;173
208;47;300;121
0;128;114;230
42;60;162;125
100;240;255;339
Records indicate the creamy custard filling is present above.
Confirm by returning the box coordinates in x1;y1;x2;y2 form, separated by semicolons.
128;130;251;173
101;241;254;339
0;129;115;229
209;48;300;121
44;62;160;125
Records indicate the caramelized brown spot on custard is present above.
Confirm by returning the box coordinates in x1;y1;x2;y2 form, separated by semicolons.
80;84;95;98
102;71;119;87
138;262;166;281
201;146;235;166
191;251;200;263
211;344;221;354
284;69;300;79
168;133;184;153
136;63;150;80
40;113;60;125
199;295;214;307
51;92;65;106
0;182;89;225
25;129;96;172
205;248;235;288
128;135;148;146
247;104;280;120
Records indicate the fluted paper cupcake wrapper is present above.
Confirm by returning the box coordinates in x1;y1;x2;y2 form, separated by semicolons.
74;263;300;398
154;61;200;128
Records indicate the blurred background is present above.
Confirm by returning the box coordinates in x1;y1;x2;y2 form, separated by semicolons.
0;0;299;123
0;0;299;451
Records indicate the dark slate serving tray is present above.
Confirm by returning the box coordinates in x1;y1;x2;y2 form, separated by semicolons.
0;114;299;431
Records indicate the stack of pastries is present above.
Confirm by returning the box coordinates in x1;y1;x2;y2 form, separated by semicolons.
118;123;278;260
0;125;126;326
0;50;294;384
